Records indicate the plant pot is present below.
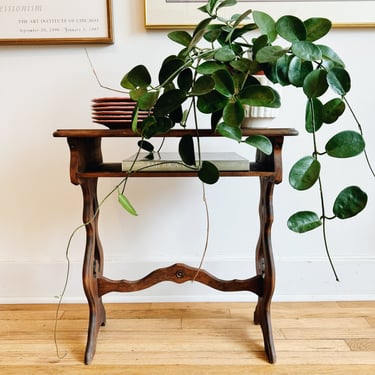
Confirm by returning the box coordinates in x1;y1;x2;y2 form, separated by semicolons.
241;105;278;129
241;75;278;129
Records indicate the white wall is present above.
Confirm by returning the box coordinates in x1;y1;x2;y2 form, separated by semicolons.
0;0;374;304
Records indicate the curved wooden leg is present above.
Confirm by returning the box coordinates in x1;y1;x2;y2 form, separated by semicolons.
254;176;276;363
80;178;106;365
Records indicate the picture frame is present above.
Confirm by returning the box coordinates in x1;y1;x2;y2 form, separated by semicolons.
144;0;375;29
0;0;113;45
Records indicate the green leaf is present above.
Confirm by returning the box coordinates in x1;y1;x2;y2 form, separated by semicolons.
322;98;345;124
156;117;174;133
129;87;147;101
253;10;277;42
211;109;223;130
178;134;196;166
243;135;272;155
225;9;253;43
206;0;221;14
304;18;332;42
305;98;324;133
292;41;322;61
131;107;140;133
169;106;183;123
223;100;244;126
289;156;321;190
213;69;235;97
158;57;185;86
252;35;269;58
230;22;258;42
193;16;212;36
141;116;173;138
216;122;242;142
256;45;287;63
168;30;192;47
230;58;251;73
191;75;216;95
203;25;222;42
276;15;307;42
231;8;252;28
177;68;193;92
216;0;237;11
269;88;282;108
188;17;212;51
333;186;368;219
303;69;329;98
197;61;224;74
288;56;313;87
214;46;236;62
137;139;154;152
138;91;158;110
140;116;157;138
197;90;229;114
287;211;322;233
318;45;345;69
239;85;281;108
198;160;220;184
121;65;151;89
154;89;186;117
263;62;278;84
327;67;351;96
275;54;292;86
325;131;365;158
244;75;263;87
198;5;209;14
118;192;138;216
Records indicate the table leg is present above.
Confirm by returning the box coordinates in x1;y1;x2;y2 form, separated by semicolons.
254;176;276;363
80;178;106;365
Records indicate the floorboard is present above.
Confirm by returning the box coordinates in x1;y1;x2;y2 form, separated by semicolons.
0;301;374;374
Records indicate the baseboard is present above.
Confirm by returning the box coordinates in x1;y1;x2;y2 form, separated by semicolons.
1;257;374;304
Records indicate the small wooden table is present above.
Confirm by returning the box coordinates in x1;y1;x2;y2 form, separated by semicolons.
53;128;298;364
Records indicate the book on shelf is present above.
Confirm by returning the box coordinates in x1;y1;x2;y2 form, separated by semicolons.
121;152;250;172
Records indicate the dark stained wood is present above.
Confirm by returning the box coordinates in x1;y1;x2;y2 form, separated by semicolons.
254;176;277;363
80;177;106;365
54;128;298;138
53;128;297;365
98;263;264;296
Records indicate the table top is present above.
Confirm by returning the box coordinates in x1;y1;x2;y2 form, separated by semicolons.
53;128;298;138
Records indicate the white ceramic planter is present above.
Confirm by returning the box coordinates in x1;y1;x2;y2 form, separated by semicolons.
241;75;278;129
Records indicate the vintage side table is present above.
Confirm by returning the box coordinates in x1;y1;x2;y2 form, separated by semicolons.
53;128;298;364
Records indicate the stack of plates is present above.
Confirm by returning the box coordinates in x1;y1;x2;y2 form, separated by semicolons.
92;97;151;129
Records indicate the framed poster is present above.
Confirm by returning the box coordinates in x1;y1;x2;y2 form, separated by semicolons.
0;0;113;45
144;0;375;29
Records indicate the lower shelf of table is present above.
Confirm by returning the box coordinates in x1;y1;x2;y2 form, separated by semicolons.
77;163;276;178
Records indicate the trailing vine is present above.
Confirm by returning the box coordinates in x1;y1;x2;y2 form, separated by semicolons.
119;0;373;277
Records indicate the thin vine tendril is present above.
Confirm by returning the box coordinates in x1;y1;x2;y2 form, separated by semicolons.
309;98;340;281
343;97;375;178
53;179;126;359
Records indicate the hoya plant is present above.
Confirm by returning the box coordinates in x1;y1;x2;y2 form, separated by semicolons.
119;0;372;278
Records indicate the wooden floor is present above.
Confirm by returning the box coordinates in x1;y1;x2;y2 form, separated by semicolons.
0;301;374;374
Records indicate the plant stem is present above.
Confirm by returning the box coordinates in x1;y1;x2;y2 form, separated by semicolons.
344;97;375;178
193;182;210;281
121;141;147;194
318;177;340;282
156;137;166;153
192;97;202;164
84;48;127;94
54;178;127;359
310;99;339;281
